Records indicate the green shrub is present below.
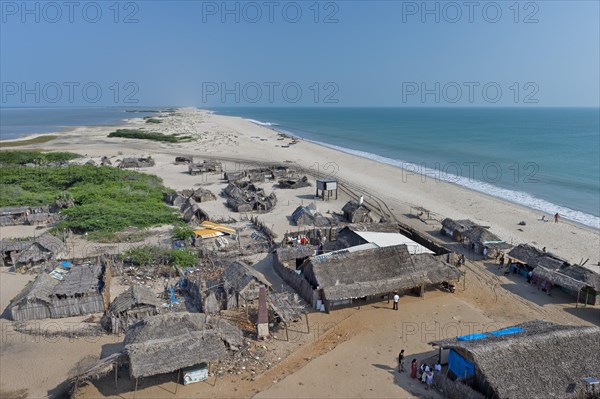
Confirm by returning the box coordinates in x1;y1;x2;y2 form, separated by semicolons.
171;224;196;240
0;151;80;165
123;245;198;268
108;129;192;143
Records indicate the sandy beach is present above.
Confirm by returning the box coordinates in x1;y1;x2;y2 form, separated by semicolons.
1;107;599;399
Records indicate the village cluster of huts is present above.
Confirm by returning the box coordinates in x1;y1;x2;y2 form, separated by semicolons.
223;182;277;213
188;160;223;175
224;165;293;184
0;206;59;227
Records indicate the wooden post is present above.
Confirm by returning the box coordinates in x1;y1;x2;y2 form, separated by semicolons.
114;362;118;389
576;289;580;308
305;313;310;333
175;369;180;394
285;324;289;341
133;378;138;399
585;289;589;307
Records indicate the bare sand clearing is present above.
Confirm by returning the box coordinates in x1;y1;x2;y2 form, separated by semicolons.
1;108;598;399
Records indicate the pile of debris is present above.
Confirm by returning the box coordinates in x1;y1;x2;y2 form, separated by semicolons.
119;157;155;168
278;175;311;189
223;182;277;213
189;160;223;175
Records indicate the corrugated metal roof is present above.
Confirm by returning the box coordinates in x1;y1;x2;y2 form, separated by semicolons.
352;232;434;255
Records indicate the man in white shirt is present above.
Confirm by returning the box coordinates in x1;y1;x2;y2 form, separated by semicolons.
393;292;399;310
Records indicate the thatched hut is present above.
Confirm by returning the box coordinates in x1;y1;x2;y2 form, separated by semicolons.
278;176;311;189
180;198;209;224
124;312;242;380
119;157;155;168
441;218;479;241
221;261;272;308
430;320;600;399
189;188;217;203
175;156;193;164
223;183;277;213
560;265;600;305
0;233;65;270
188;160;222;175
290;203;333;227
532;264;600;305
101;286;159;334
441;219;509;257
0;206;30;226
296;244;461;311
8;262;108;321
507;244;567;274
342;201;373;223
8;273;59;321
461;226;510;257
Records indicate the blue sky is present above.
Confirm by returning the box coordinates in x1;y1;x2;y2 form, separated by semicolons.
1;1;598;107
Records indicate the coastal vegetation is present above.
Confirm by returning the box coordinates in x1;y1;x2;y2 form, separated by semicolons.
0;151;178;240
108;129;192;143
143;116;163;124
171;224;196;240
123;245;198;268
0;150;79;165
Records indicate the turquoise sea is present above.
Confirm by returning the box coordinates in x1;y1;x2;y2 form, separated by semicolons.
212;107;600;229
0;107;158;139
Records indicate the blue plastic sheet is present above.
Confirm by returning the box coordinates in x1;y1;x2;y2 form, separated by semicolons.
456;333;488;341
488;327;524;336
60;261;72;269
448;350;475;378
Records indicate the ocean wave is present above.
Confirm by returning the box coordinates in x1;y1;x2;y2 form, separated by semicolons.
244;118;279;127
288;135;600;229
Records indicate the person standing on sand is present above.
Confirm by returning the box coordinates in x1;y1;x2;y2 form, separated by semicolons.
410;359;418;379
393;292;399;310
398;350;405;372
555;213;560;223
425;370;434;390
483;247;488;258
498;254;505;270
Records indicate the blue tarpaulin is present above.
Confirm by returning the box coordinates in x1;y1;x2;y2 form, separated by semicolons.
448;350;475;378
60;261;72;269
456;333;488;341
488;327;524;336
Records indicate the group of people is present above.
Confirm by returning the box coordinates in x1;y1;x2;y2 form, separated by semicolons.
398;350;441;391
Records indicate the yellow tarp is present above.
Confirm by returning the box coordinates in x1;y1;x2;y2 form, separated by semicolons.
199;221;236;235
193;229;223;238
